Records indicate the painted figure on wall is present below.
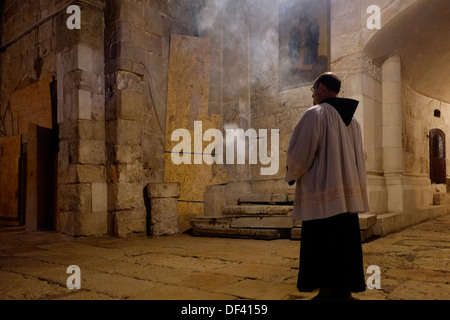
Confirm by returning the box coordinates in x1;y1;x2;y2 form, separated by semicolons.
279;0;329;90
288;14;320;72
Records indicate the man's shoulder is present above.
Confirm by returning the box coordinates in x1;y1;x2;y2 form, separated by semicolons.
300;106;322;122
304;104;332;118
305;104;324;114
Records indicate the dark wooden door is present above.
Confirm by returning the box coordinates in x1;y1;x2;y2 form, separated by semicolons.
430;129;446;184
26;124;56;231
0;135;22;226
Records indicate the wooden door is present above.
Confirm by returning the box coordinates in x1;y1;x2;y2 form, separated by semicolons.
0;136;22;226
26;124;56;231
430;129;446;184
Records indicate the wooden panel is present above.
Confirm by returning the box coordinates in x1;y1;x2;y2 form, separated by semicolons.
164;35;228;232
0;135;21;222
10;77;53;137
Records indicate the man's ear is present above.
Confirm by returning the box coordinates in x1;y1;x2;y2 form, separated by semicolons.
317;82;326;93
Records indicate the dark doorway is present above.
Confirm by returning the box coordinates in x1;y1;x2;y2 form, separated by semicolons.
429;129;446;184
24;77;58;231
26;124;57;231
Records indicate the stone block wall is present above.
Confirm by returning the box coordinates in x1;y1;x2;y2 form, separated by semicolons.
104;0;197;237
196;0;441;218
1;0;62;228
2;0;445;237
1;0;198;237
56;0;107;236
0;0;59;137
403;83;450;177
402;82;450;209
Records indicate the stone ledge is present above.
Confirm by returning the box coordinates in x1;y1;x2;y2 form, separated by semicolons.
222;205;293;216
237;193;289;204
372;205;448;237
191;217;232;229
433;192;450;205
360;228;374;242
230;216;294;229
192;227;283;240
291;228;302;240
359;213;377;230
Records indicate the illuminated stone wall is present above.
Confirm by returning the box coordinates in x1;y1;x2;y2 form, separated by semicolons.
2;0;448;237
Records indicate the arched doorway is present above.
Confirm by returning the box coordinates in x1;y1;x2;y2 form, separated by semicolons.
429;129;446;184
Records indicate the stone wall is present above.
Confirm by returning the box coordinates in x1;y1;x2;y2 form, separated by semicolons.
1;0;198;237
2;0;444;237
0;0;60;137
197;0;436;217
403;83;450;179
56;0;108;236
104;0;197;237
0;0;63;227
196;0;387;199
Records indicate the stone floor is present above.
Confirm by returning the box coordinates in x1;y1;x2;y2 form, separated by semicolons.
0;214;449;301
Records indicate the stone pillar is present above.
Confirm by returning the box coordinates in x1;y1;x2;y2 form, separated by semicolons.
56;0;107;236
342;57;387;215
105;0;146;237
147;183;181;237
382;56;403;174
382;56;405;213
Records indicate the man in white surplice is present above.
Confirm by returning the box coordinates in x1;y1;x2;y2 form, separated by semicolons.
286;72;370;300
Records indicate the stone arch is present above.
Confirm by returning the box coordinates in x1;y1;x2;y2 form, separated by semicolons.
363;0;450;104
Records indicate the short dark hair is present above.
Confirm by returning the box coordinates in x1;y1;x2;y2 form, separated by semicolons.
314;72;341;94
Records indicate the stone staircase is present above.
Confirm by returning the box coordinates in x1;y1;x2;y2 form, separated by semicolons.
191;194;295;240
190;193;378;241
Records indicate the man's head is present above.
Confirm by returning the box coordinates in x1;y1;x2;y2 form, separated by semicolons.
311;72;341;105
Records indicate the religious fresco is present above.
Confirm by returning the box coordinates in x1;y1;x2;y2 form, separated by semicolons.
279;0;330;90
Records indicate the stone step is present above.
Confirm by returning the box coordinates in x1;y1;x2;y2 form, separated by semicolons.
191;216;294;229
191;213;379;242
372;205;448;237
222;205;293;216
192;227;288;240
433;192;450;205
360;228;374;242
291;215;376;241
191;217;232;229
359;213;377;230
238;193;292;205
291;228;302;240
231;216;294;229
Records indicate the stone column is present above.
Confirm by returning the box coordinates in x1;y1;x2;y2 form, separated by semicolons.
382;56;405;212
382;56;403;174
105;0;146;237
147;183;181;237
56;0;107;236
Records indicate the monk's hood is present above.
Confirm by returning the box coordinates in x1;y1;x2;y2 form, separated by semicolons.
323;98;359;127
